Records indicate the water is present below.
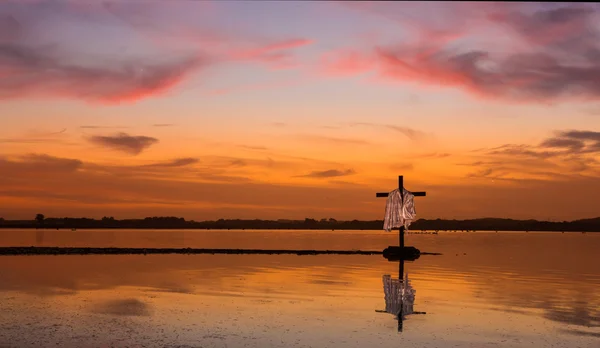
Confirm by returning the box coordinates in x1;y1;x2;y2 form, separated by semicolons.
0;229;598;347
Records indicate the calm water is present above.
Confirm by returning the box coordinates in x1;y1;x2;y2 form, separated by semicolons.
0;229;598;348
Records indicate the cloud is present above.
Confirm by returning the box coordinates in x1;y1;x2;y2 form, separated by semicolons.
348;122;427;141
555;130;600;142
319;49;376;77
466;168;497;179
0;138;70;144
325;4;600;104
375;46;600;103
203;156;286;170
229;159;247;167
489;130;600;159
152;123;174;127
297;169;356;178
143;158;199;168
487;144;556;159
229;38;313;69
417;152;451;159
0;37;205;103
0;128;72;145
540;130;600;154
488;6;593;47
1;150;600;221
384;125;427;141
0;2;314;104
80;125;128;129
0;152;380;220
300;134;370;146
0;154;82;174
465;129;600;181
238;145;268;151
88;132;159;155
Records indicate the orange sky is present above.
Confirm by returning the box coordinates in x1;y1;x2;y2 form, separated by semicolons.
0;1;599;221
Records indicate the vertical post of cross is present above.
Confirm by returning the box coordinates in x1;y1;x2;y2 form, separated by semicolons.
398;175;404;250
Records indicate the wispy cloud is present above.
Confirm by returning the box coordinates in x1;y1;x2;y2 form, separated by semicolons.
465;129;600;181
228;38;314;69
415;152;451;159
80;126;129;130
152;124;175;127
319;49;376;77
348;122;427;141
488;130;600;159
297;169;356;178
238;145;268;151
229;159;247;167
0;152;380;220
0;129;73;145
0;154;82;174
142;158;199;168
300;134;370;146
88;133;159;155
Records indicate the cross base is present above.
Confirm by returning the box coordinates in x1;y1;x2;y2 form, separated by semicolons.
382;246;421;261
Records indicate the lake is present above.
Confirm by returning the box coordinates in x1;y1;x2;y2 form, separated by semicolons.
0;229;598;347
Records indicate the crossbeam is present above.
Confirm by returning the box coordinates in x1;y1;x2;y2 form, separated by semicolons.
376;192;426;197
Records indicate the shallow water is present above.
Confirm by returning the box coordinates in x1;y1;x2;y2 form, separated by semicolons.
0;230;598;347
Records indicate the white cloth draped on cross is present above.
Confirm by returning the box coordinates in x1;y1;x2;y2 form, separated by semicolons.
383;188;416;232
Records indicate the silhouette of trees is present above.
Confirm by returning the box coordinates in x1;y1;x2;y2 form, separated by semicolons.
0;215;598;232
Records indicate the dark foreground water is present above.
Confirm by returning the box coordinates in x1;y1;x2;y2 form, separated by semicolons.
0;229;598;348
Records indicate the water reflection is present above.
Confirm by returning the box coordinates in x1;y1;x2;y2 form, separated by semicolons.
92;298;152;317
378;259;425;332
35;230;44;245
0;232;599;347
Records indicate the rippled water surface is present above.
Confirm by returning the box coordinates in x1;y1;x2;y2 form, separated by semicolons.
0;229;598;347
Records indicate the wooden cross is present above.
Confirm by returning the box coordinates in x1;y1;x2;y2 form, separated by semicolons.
376;175;426;250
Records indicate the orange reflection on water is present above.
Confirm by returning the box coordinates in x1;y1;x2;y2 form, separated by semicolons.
0;232;598;347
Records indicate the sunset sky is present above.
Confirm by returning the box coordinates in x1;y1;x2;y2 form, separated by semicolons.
1;1;599;221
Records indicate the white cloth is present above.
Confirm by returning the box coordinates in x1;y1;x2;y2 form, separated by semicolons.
383;188;416;232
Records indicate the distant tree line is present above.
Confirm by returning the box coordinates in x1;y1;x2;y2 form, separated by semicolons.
0;214;598;232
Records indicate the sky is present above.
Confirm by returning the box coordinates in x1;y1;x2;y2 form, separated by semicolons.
1;0;599;221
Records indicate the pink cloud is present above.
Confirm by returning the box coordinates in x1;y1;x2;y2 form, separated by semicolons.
0;0;314;104
322;4;600;104
227;38;314;70
0;44;206;104
318;49;376;77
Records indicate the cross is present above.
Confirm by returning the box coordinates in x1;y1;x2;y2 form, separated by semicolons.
376;175;426;251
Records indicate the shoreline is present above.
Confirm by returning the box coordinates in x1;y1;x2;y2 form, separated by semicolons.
0;246;385;256
0;227;595;233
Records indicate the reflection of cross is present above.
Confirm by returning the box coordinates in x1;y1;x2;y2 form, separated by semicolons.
378;259;418;333
376;175;426;250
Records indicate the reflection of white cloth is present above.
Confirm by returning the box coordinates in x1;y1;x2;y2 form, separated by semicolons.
383;274;415;317
383;188;416;232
